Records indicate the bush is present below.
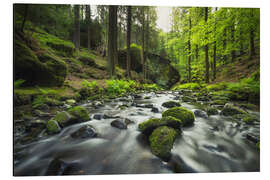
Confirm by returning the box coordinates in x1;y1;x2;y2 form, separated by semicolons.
142;83;162;91
206;82;228;91
105;79;136;96
172;83;201;91
14;79;25;88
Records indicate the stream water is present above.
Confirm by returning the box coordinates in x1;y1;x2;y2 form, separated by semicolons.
13;91;260;175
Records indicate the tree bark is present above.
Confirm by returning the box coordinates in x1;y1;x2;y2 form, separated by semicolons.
188;15;192;82
231;22;235;62
108;6;118;77
213;7;217;80
249;9;255;58
86;5;91;50
141;7;145;81
74;5;80;49
204;7;209;83
126;6;132;78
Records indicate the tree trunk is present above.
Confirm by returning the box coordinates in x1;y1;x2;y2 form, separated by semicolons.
86;5;91;50
250;9;255;58
74;5;80;49
188;16;192;82
126;6;132;78
21;4;28;32
108;6;118;77
145;7;150;80
204;7;209;83
195;44;199;62
213;7;217;80
231;24;235;62
141;7;145;81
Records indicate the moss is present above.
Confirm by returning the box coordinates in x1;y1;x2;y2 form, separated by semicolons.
181;96;196;103
212;99;227;105
242;114;258;124
221;104;247;116
162;101;181;108
162;107;195;127
149;126;178;161
256;141;260;149
68;106;90;122
138;116;182;136
46;120;61;134
14;39;67;86
52;111;71;127
207;107;219;116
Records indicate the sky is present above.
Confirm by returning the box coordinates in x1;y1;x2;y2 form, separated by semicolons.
156;6;172;32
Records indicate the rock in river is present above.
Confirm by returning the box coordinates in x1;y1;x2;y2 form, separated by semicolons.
111;120;127;130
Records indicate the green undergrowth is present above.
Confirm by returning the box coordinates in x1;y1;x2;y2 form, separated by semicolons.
172;83;202;91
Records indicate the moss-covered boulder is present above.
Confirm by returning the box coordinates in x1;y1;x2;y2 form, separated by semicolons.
207;107;219;116
221;103;246;116
14;39;67;86
181;96;197;103
52;111;72;127
162;107;195;127
78;55;97;67
46;120;61;134
242;114;258;124
149;126;178;161
68;106;90;122
138;116;182;136
162;101;181;108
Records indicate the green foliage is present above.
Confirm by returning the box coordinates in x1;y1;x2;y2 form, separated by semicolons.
14;79;26;88
142;83;162;91
172;83;201;91
206;82;228;91
105;79;136;96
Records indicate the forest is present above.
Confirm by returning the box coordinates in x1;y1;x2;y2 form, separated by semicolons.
13;4;260;175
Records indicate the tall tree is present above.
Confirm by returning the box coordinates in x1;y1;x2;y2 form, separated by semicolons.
141;7;145;81
249;8;255;58
107;5;118;77
74;5;80;49
213;7;217;80
187;14;192;82
126;6;132;78
21;4;28;32
204;7;209;83
86;5;91;50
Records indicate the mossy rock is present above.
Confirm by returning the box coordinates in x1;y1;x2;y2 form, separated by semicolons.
46;41;75;57
138;116;182;136
162;101;181;108
52;111;72;127
211;99;227;105
162;107;195;127
149;126;178;161
256;141;260;150
207;107;219;116
78;56;97;66
14;92;32;106
68;106;90;122
46;120;61;134
238;103;258;111
242;114;258;124
221;103;246;116
181;96;196;103
14;39;67;86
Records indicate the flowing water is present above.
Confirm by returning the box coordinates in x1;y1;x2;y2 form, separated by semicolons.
13;91;260;175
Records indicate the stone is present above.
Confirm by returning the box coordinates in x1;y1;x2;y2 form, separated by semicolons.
68;106;90;122
71;125;97;139
162;101;181;108
66;99;76;105
221;103;246;116
111;120;127;130
149;126;178;161
93;114;103;120
194;109;208;118
46;120;61;134
162;107;195;127
151;107;159;113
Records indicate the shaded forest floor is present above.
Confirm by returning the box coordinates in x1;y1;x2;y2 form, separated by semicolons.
214;52;260;83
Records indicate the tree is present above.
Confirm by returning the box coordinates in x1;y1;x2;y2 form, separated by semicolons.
213;7;217;80
187;14;192;82
204;7;209;83
86;5;91;50
107;5;118;77
74;5;80;49
126;6;132;78
141;7;145;81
